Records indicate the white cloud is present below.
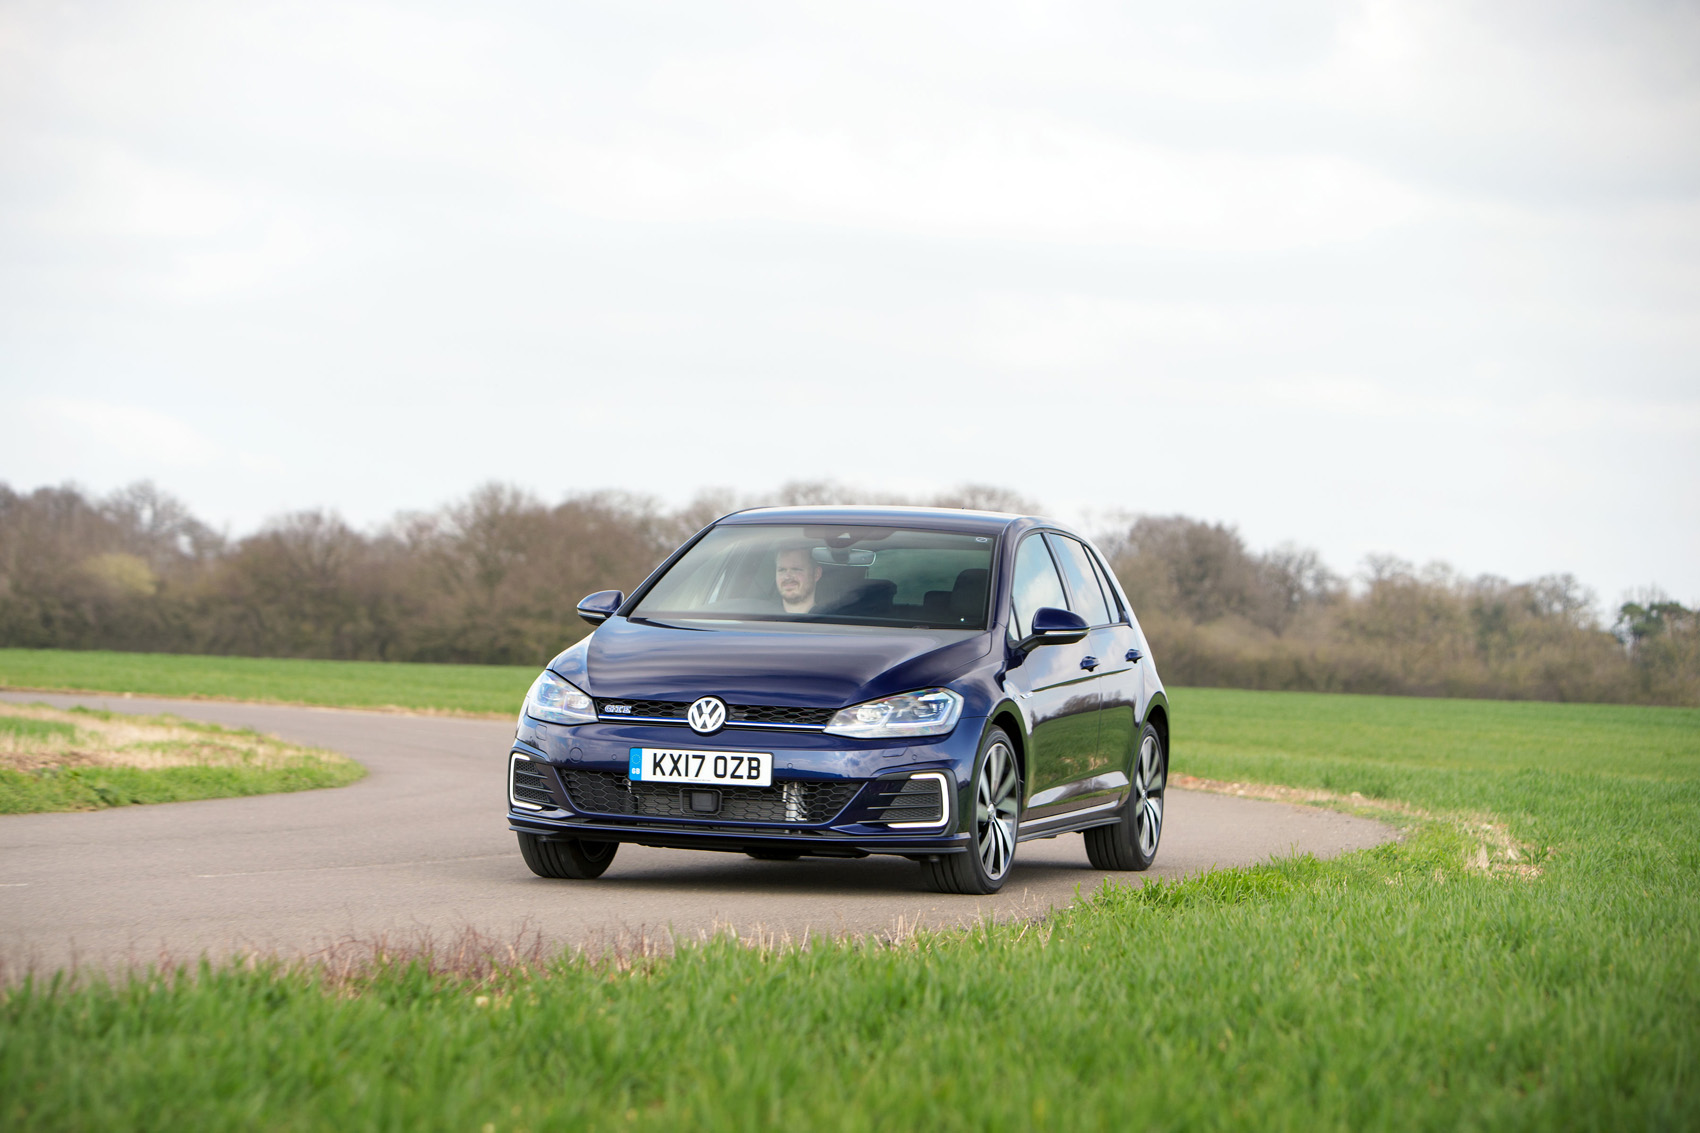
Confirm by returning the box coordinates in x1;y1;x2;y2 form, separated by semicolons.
0;0;1696;605
32;398;223;468
521;118;1427;251
1248;378;1700;438
57;146;250;242
969;296;1316;369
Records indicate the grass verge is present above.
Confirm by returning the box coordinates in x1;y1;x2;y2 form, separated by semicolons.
0;685;1695;1128
0;702;364;813
0;648;534;716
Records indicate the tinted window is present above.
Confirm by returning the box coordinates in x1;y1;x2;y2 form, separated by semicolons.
630;524;994;630
1010;535;1068;639
1086;546;1126;623
1046;534;1112;627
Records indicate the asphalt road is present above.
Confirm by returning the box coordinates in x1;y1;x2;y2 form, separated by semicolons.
0;691;1395;974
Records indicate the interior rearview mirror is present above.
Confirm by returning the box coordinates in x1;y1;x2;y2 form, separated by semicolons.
811;546;876;566
576;589;624;626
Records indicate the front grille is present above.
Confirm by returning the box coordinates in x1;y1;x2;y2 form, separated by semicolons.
593;699;834;729
510;757;555;808
864;776;946;824
561;770;860;824
732;704;835;727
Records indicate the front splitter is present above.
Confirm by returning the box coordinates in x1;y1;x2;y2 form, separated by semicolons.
509;812;971;857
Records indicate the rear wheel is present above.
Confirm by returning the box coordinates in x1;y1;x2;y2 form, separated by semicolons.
516;831;618;879
922;728;1020;894
1084;723;1166;871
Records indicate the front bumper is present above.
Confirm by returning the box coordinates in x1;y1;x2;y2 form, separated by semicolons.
505;716;985;858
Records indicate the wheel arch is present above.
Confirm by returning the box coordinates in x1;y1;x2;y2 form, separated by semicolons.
987;705;1027;793
1144;696;1169;757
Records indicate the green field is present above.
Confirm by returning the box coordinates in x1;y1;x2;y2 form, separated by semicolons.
0;703;366;814
0;648;535;715
2;668;1698;1128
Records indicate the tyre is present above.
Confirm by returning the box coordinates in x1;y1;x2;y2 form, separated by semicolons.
922;727;1020;895
744;849;803;861
1084;723;1166;871
516;831;619;879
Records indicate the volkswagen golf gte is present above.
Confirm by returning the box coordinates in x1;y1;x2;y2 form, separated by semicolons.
506;506;1170;894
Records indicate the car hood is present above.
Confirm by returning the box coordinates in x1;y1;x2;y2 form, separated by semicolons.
562;616;992;708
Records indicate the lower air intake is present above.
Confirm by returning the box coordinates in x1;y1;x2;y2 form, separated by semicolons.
510;756;555;809
864;775;947;824
562;770;859;824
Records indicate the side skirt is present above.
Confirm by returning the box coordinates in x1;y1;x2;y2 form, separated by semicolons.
1016;797;1123;842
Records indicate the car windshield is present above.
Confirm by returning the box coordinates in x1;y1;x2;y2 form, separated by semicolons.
630;524;996;630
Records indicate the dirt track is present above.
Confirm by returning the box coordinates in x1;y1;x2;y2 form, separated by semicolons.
0;691;1396;973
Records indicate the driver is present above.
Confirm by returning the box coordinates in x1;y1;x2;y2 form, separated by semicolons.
774;544;823;614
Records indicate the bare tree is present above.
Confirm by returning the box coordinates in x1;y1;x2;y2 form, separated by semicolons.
1;479;1692;705
928;484;1043;515
1255;544;1339;635
1100;515;1263;625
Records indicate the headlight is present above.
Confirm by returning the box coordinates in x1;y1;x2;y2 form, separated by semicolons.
823;688;963;739
523;670;596;725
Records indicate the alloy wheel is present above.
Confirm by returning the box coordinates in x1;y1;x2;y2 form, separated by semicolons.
976;739;1020;880
1133;732;1165;859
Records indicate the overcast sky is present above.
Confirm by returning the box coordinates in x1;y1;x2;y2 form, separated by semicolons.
2;0;1696;610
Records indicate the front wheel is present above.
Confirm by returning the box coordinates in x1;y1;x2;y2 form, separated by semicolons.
516;831;618;879
1084;723;1166;871
922;728;1020;894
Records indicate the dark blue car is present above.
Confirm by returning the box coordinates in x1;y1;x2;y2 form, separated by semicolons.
507;505;1170;894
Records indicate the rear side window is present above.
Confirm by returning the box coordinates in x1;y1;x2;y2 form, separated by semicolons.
1086;546;1126;623
1009;535;1068;639
1046;534;1112;627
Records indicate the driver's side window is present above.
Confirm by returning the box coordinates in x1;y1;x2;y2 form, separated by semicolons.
1009;534;1068;640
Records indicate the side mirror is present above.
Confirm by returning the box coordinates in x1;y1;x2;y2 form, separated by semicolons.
1015;606;1088;653
576;590;624;626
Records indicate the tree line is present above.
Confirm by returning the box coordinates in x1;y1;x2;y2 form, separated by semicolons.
1;480;1694;706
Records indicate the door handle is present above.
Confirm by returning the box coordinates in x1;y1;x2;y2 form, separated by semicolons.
1080;656;1099;671
1126;648;1143;662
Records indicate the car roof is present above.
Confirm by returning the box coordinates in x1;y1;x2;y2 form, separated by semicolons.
717;504;1047;536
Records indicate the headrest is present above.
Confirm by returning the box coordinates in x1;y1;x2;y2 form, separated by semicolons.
950;568;990;616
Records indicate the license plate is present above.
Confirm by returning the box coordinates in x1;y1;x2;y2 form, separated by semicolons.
629;747;772;787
